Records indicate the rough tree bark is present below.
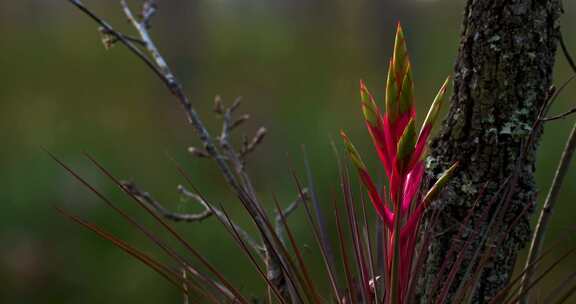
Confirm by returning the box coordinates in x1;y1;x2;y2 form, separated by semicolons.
421;0;563;303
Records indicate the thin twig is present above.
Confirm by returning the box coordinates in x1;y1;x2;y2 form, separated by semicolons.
219;97;244;159
542;31;576;123
99;27;145;48
241;127;267;158
278;189;309;219
231;114;250;130
68;0;169;89
560;30;576;73
274;189;309;242
140;0;157;29
120;1;174;85
543;106;576;122
215;95;264;189
122;181;212;222
215;96;263;209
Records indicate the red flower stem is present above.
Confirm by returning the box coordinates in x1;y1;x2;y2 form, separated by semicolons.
389;182;404;304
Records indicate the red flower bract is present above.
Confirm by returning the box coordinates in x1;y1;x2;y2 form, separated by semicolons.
341;23;458;304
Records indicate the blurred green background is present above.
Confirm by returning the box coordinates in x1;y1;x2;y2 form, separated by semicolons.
1;0;575;303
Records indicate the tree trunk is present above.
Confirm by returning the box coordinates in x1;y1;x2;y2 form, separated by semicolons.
421;0;562;303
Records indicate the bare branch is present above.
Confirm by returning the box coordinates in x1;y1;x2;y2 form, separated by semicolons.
213;96;263;208
241;127;267;158
120;1;173;84
218;99;236;150
122;181;212;222
541;32;576;123
98;27;145;49
280;189;310;219
559;29;576;73
217;97;245;142
231;114;250;130
543;106;576;122
140;0;157;29
230;96;243;113
274;189;309;242
68;0;168;87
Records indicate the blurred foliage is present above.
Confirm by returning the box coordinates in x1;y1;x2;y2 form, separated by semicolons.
0;0;575;303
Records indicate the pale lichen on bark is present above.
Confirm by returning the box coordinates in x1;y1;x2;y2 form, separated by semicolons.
420;0;563;302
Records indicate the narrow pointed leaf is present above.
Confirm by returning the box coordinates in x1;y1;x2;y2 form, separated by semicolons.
398;63;414;115
402;161;424;213
402;161;459;237
84;153;249;304
393;23;408;87
56;207;188;294
396;118;417;169
386;58;399;122
421;76;450;135
422;161;459;204
360;80;380;127
341;130;367;171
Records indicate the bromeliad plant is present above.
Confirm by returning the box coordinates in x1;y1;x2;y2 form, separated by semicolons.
340;24;457;303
